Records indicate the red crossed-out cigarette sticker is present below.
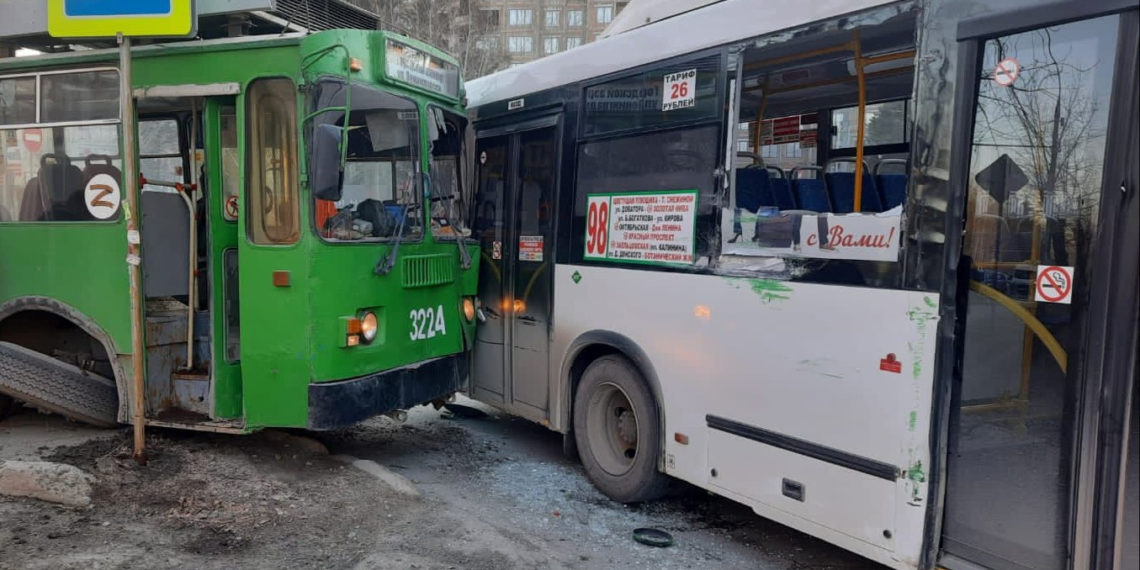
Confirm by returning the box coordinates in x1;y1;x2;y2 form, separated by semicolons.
994;58;1020;87
1035;265;1074;304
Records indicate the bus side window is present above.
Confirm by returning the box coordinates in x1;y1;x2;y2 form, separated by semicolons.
574;124;721;266
246;78;300;244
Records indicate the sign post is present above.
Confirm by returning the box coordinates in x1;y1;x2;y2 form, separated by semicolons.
49;0;196;465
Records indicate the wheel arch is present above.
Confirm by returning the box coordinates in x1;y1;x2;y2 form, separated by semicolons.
0;296;130;421
559;330;666;467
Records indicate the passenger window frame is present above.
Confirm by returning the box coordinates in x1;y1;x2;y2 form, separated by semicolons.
245;77;301;246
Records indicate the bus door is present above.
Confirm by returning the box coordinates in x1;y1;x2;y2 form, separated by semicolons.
471;116;561;421
942;8;1138;570
135;88;241;422
236;78;310;427
202;98;242;419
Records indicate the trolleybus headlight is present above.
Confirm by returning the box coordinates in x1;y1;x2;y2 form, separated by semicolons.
462;298;476;322
360;311;379;344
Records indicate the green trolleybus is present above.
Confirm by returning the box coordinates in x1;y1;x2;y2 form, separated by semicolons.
0;29;479;432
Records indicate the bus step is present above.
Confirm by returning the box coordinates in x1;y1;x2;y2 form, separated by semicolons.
171;371;210;381
170;372;211;415
146;409;245;434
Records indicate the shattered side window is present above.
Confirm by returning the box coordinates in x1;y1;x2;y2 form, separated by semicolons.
572;124;721;269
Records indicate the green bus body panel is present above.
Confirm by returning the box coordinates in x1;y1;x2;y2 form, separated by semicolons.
0;224;131;352
0;30;477;430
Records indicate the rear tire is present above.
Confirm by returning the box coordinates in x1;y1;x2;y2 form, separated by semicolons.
573;354;669;503
0;341;118;427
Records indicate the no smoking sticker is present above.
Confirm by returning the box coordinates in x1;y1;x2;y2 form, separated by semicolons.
1035;265;1074;304
993;57;1020;87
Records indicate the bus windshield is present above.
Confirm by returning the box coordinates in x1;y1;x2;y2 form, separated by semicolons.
427;106;470;239
308;79;422;242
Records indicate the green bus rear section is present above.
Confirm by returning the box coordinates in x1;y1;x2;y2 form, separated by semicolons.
0;30;479;429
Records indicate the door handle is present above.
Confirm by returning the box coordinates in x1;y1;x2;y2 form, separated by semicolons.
516;315;537;324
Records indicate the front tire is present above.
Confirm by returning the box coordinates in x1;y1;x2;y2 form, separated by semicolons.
573;354;668;503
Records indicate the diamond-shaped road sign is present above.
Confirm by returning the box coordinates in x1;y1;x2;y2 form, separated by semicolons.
974;153;1029;205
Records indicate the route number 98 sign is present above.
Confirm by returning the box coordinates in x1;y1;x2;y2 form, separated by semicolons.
584;190;697;266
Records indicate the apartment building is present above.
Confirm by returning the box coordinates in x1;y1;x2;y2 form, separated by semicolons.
476;1;629;66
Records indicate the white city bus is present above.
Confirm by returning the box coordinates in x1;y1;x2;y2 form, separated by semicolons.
464;1;1138;569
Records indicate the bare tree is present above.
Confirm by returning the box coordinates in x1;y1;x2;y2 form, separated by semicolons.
348;0;508;79
969;26;1113;265
973;28;1107;220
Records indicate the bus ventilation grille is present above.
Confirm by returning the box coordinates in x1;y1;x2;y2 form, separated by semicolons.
401;254;454;289
272;0;385;32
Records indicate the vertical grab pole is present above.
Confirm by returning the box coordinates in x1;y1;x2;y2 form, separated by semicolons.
185;100;198;369
852;30;867;213
119;33;147;465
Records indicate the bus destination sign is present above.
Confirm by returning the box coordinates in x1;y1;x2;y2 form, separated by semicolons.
384;38;460;99
584;190;697;266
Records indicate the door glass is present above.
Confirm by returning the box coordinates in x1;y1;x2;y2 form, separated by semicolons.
220;107;240;222
223;248;240;362
944;15;1120;570
1124;379;1139;570
512;127;556;328
510;127;557;410
474;136;510;344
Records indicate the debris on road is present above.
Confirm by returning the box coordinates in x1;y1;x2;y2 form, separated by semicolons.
441;402;489;419
3;400;876;569
0;459;95;507
332;454;422;499
633;527;675;548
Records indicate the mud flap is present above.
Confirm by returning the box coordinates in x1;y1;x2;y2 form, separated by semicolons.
0;341;119;427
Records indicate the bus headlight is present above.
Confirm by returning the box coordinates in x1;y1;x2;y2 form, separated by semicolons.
462;298;476;322
360;311;378;344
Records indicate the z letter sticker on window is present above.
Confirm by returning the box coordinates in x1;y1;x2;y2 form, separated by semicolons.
84;173;121;220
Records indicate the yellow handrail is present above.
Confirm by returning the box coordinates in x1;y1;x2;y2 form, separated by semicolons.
969;281;1067;372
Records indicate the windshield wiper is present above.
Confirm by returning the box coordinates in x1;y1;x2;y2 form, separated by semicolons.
429;172;472;270
374;181;413;276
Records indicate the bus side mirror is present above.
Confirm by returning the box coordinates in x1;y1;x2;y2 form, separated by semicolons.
312;124;344;202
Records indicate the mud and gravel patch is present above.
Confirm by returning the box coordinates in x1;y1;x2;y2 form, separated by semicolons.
1;428;405;570
3;401;878;570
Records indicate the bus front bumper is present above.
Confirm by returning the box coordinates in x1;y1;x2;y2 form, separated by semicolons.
306;353;468;431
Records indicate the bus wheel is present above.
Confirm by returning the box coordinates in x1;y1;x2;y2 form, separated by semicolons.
573;354;668;503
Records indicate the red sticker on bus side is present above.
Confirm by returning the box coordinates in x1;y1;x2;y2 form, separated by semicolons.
880;353;902;374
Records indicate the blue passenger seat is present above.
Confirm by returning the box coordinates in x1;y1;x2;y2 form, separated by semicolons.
874;158;909;210
790;166;831;212
765;166;797;211
825;159;883;213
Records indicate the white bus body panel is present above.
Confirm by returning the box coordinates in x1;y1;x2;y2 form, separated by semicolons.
553;264;938;569
467;0;899;109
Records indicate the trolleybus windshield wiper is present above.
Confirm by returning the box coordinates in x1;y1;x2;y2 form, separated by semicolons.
428;170;472;270
373;193;409;276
